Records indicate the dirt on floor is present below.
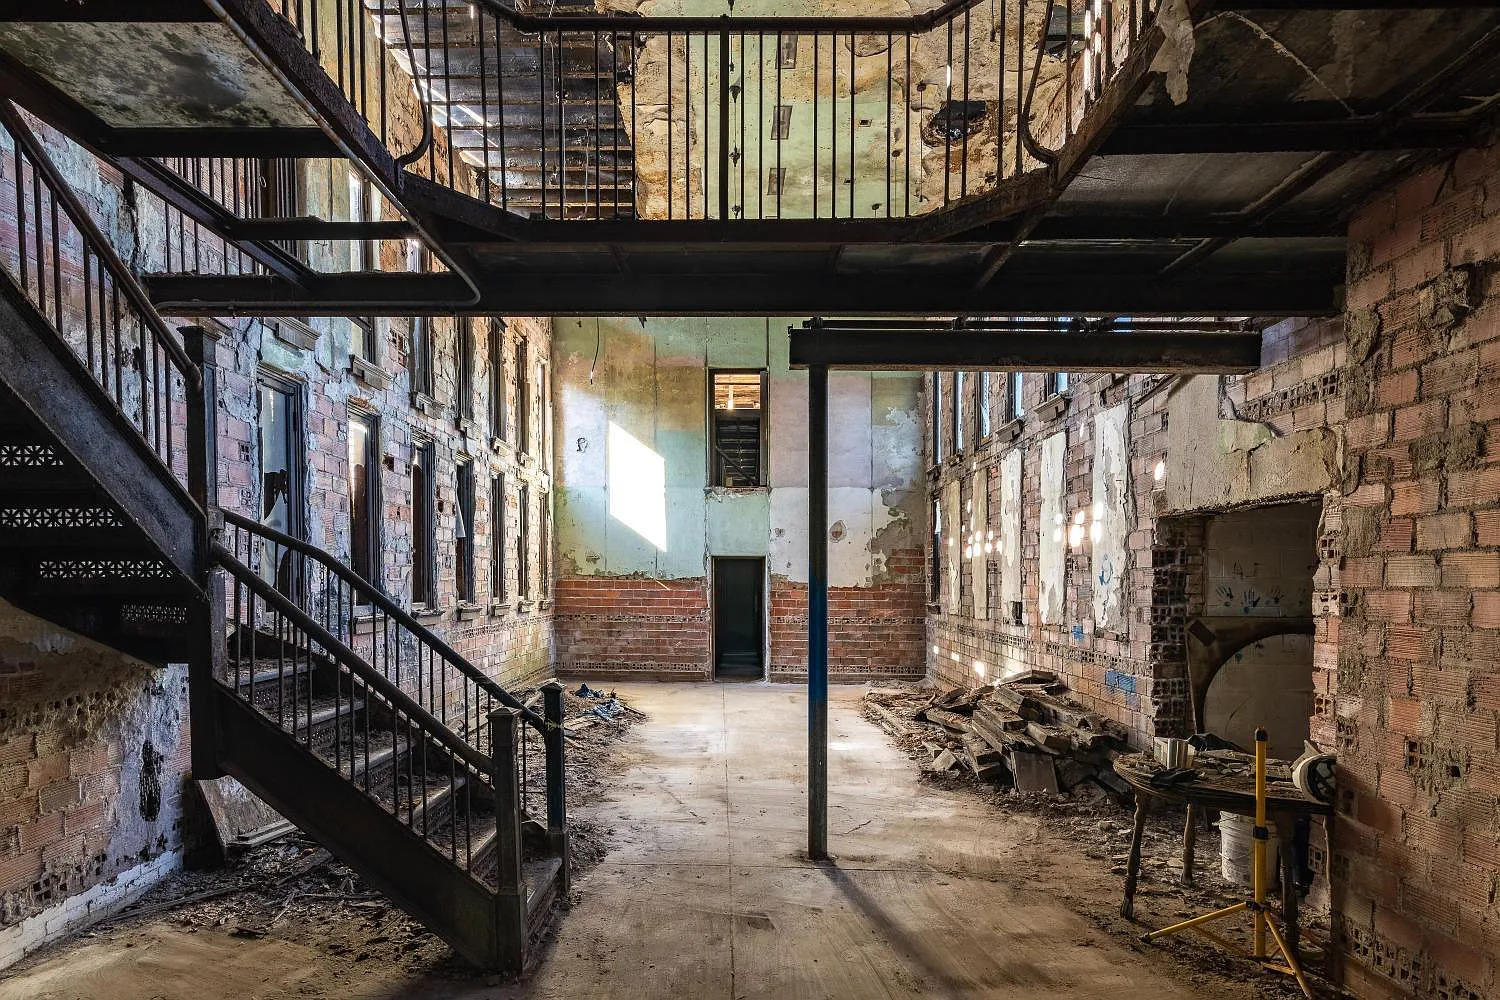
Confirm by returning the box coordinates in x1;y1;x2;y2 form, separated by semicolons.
4;682;644;991
868;682;1335;1000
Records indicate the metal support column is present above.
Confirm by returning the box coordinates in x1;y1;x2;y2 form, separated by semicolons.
808;363;829;861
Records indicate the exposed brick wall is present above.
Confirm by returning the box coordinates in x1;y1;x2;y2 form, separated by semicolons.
553;578;711;680
768;550;927;682
1327;142;1500;999
0;602;186;933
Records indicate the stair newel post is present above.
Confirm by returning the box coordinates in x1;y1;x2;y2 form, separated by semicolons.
487;706;527;971
541;680;569;889
183;324;225;779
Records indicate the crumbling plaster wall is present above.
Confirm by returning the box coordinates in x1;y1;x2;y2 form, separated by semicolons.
0;601;187;969
552;316;926;680
925;316;1346;748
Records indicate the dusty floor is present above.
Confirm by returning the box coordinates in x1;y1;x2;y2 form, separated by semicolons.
2;683;1323;999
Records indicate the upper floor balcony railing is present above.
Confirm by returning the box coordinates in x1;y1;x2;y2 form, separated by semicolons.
260;0;1162;222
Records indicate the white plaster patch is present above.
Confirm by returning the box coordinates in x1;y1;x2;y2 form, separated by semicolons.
0;850;182;972
1091;403;1131;631
1038;431;1066;625
1000;449;1022;607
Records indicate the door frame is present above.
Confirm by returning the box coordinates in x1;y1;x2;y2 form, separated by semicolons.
709;555;768;682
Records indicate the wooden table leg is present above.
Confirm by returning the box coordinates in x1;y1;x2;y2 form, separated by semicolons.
1274;814;1299;959
1122;795;1152;919
1181;802;1197;887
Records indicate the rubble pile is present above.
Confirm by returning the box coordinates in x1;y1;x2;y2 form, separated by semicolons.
864;671;1133;800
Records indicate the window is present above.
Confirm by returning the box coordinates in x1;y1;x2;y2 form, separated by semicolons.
539;490;551;597
260;159;300;254
930;372;943;464
778;35;798;69
257;374;305;595
489;320;507;442
491;473;507;601
538;357;550;470
457;317;474;423
978;372;993;438
348;412;380;587
766;168;787;196
408;243;433;398
411;441;436;608
710;370;765;487
771;105;793;140
456;461;475;603
1004;371;1025;423
929;494;942;602
348;172;378;361
1044;371;1070;397
515;336;530;456
952;370;966;453
518;481;531;599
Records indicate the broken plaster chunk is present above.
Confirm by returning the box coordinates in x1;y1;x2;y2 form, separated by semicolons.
1148;0;1197;106
1416;265;1482;336
1345;307;1382;364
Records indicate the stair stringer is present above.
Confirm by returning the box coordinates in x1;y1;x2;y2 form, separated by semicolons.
212;685;521;970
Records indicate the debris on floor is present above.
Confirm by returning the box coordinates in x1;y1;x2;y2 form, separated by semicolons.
90;679;644;978
864;672;1133;801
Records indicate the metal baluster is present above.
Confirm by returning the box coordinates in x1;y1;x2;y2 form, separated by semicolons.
813;32;819;218
886;33;892;216
998;0;1007;180
961;7;970;198
944;19;954;206
849;29;855;217
775;32;782;218
540;28;549;216
479;8;491;203
595;29;602;221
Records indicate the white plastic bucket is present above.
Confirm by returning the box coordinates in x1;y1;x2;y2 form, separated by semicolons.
1219;813;1280;888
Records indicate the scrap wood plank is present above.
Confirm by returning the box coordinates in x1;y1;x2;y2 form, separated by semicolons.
990;686;1044;720
962;732;1004;766
864;700;910;736
1026;722;1074;754
923;707;972;734
1009;750;1061;794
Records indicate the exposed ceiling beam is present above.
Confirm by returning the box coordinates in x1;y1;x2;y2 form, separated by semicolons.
0;0;217;19
1099;118;1492;155
100;128;338;158
1210;0;1500;8
789;328;1263;373
224;218;419;242
141;269;1338;317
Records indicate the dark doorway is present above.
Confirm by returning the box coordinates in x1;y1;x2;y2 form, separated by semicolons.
713;558;764;679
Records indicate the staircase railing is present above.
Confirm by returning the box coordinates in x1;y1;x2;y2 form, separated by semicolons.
219;508;561;824
0;101;204;495
252;0;1161;222
213;543;503;872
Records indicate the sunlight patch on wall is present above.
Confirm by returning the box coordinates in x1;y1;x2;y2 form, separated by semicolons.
607;422;667;550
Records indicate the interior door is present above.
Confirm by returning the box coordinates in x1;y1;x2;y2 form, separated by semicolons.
713;558;764;679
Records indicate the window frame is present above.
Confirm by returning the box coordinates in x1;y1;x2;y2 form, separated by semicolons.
456;460;476;604
515;336;530;457
489;320;507;443
518;481;532;600
457;316;475;425
1005;371;1025;423
410;440;437;609
708;368;767;489
952;370;966;454
491;472;507;603
347;409;381;592
407;243;434;399
977;371;992;439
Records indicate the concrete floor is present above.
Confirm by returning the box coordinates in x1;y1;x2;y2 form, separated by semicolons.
2;683;1220;999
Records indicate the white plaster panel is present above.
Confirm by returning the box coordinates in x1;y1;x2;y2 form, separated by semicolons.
767;373;809;487
943;479;961;610
1091;402;1131;631
970;471;989;620
870;376;923;491
1038;431;1066;625
1000;449;1022;606
827;374;873;488
706;317;772;368
768;486;807;582
707;490;772;556
557;380;610;489
557;485;609;576
659;486;709;579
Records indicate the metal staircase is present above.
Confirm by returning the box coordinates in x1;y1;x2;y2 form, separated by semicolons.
0;104;566;972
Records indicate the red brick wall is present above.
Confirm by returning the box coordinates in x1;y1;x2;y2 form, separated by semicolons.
554;578;712;680
554;562;927;683
1328;142;1500;999
768;550;927;682
0;604;187;934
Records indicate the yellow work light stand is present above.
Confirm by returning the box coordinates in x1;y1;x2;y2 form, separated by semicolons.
1140;728;1315;1000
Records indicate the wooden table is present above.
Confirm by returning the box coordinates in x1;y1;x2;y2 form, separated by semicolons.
1113;752;1331;957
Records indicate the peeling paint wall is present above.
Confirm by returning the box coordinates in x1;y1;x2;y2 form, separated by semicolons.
1091;403;1130;631
553;317;925;680
1038;431;1066;625
0;600;186;964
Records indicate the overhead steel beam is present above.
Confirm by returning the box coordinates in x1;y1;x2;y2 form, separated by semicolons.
788;328;1264;373
1099;118;1492;155
141;270;1338;317
0;0;217;19
102;128;339;158
225;218;419;242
